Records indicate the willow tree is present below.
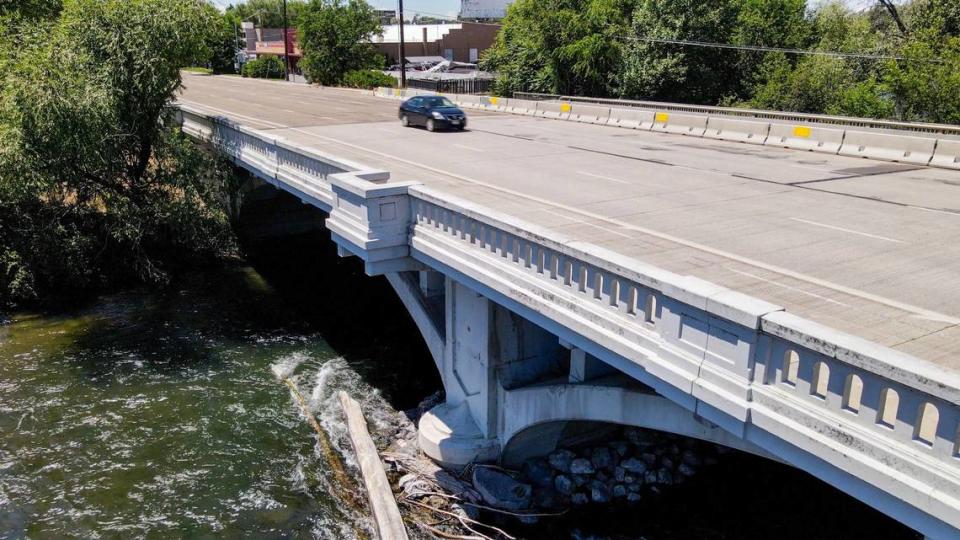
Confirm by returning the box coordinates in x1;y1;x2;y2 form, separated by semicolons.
0;0;238;305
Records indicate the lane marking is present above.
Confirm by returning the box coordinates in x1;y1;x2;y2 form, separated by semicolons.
538;209;633;238
913;206;960;217
178;101;960;326
724;267;850;307
452;143;482;152
577;171;631;185
789;217;908;244
177;99;288;129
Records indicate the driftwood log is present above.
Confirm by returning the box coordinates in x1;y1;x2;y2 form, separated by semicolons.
338;391;410;540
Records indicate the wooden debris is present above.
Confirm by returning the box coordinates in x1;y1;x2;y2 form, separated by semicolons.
338;391;410;540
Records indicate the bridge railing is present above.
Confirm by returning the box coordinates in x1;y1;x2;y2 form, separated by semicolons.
402;185;960;533
176;103;388;212
512;91;960;137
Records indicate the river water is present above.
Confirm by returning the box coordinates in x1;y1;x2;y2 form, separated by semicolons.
0;265;405;537
0;226;920;539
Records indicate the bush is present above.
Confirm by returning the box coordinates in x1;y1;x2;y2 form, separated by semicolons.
341;69;396;89
241;55;285;79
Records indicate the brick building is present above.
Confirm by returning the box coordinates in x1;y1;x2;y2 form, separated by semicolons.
241;20;501;70
372;22;501;65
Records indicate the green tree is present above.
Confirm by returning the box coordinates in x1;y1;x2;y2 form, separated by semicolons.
746;2;896;118
748;53;892;117
883;32;960;123
297;0;382;85
205;5;239;74
224;0;306;28
481;0;634;97
0;0;237;305
619;0;739;103
908;0;960;36
0;0;62;20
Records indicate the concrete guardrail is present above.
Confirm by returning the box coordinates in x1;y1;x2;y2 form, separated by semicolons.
930;139;960;170
703;117;771;145
482;96;509;112
766;124;845;154
372;88;957;170
535;101;573;120
567;104;612;125
605;108;655;130
651;111;708;136
454;94;483;109
513;91;960;137
838;131;937;165
506;98;539;116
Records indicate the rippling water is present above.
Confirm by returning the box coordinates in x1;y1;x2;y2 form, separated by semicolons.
0;267;408;539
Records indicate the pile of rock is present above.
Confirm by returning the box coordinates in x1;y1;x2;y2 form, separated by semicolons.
386;396;726;531
517;427;721;511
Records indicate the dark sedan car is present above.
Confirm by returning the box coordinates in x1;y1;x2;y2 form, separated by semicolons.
399;95;467;132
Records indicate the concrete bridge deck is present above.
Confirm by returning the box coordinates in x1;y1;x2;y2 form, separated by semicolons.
178;74;960;369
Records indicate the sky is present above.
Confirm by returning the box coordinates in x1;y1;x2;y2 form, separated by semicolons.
209;0;462;18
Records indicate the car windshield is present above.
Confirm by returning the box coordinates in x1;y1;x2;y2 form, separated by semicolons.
422;96;456;108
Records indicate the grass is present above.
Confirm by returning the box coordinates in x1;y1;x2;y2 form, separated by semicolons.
183;67;212;75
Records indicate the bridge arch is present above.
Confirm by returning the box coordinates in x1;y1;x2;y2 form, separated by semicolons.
498;380;775;468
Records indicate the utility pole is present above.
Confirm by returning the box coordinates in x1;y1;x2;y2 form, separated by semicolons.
282;0;292;82
398;0;406;88
234;23;240;72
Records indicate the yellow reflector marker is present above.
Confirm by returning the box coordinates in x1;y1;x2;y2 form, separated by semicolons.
654;112;669;123
490;96;498;105
793;126;812;138
560;103;572;113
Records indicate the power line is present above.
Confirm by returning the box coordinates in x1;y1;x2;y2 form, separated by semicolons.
625;35;939;63
386;9;943;64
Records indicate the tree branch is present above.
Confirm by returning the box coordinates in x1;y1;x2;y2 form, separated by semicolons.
878;0;909;36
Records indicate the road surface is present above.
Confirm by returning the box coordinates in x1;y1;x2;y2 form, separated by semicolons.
179;74;960;368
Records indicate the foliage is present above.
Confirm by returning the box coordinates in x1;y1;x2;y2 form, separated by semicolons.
883;33;960;124
0;0;239;306
619;0;739;103
297;0;382;85
485;0;960;123
224;0;306;28
205;4;239;74
341;69;396;89
908;0;960;37
0;0;62;21
481;0;634;97
748;53;892;118
242;54;286;78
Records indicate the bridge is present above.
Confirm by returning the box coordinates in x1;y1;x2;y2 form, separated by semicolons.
177;74;960;539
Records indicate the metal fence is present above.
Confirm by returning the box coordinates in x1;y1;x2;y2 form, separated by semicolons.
408;77;494;95
512;91;960;136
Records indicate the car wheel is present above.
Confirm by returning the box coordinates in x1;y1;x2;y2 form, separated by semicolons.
426;119;436;132
401;115;410;127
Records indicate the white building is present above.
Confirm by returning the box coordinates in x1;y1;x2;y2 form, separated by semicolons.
459;0;512;20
